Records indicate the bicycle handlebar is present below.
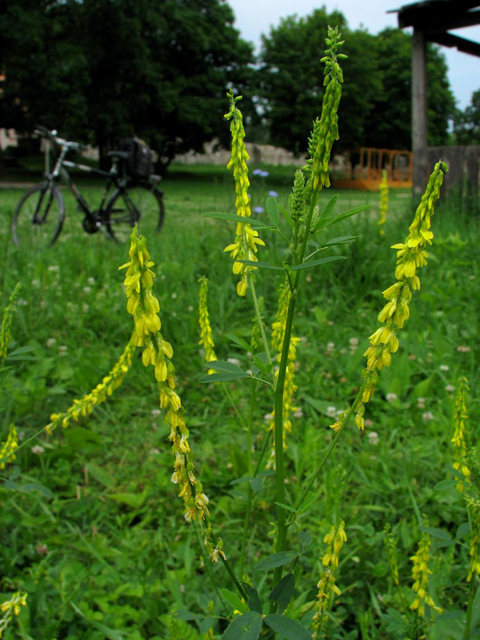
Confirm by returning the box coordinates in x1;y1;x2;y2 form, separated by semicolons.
34;125;88;153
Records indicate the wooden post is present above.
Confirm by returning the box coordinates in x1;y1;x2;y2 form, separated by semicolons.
412;28;428;195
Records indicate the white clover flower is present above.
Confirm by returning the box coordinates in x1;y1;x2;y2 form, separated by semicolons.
87;277;95;285
31;445;45;455
439;364;449;371
326;406;337;418
227;357;241;367
46;338;57;348
368;431;379;445
445;384;455;393
422;411;434;421
386;393;398;403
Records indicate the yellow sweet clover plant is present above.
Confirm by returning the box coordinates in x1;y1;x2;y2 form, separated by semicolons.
0;424;19;470
378;169;388;234
0;591;27;638
330;161;447;433
452;377;470;492
409;526;442;617
45;338;136;435
0;282;21;363
223;91;265;297
266;282;300;465
312;521;347;638
119;227;225;564
198;277;217;373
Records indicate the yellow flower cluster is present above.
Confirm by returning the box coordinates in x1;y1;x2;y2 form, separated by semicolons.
452;377;470;492
410;528;442;616
45;339;135;435
312;520;347;638
120;227;209;524
223;91;265;297
0;282;21;363
330;161;446;433
467;498;480;582
267;284;300;465
0;424;19;470
378;169;388;235
198;277;217;373
0;591;27;638
384;524;400;586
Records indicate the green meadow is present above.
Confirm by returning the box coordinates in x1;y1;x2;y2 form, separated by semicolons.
0;162;479;640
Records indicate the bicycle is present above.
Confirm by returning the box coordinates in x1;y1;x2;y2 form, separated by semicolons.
11;126;165;247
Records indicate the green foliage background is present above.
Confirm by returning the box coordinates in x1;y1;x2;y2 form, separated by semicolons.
0;163;479;638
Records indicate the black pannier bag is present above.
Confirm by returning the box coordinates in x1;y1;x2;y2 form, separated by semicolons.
120;137;153;179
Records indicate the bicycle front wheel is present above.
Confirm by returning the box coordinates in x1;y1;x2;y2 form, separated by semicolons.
105;184;165;243
12;182;65;248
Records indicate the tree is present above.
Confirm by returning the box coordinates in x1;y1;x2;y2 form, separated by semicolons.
257;11;455;153
453;89;480;145
366;28;455;149
0;0;254;171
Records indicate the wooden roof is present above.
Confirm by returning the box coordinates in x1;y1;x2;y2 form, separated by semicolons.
389;0;480;56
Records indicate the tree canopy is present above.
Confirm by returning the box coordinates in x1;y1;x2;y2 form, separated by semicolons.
453;89;480;145
0;0;254;171
257;9;456;153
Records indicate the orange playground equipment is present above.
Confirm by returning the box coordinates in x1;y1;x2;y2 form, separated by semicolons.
331;147;413;190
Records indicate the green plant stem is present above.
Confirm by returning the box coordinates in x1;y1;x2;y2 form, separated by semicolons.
250;278;276;390
271;185;321;587
238;381;257;577
292;385;365;517
464;571;477;639
221;382;247;430
194;522;229;616
221;555;248;601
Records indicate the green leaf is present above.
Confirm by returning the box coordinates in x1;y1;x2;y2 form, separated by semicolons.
266;197;280;226
264;614;312;640
87;463;115;488
20;482;54;499
204;360;246;374
316;194;338;227
420;526;452;542
226;333;251;351
71;602;126;640
221;611;263;640
235;260;284;271
203;212;269;229
290;256;345;272
109;492;146;509
299;531;313;551
457;522;470;539
268;573;295;614
325;203;371;227
279;204;294;229
250;477;263;492
251;355;273;374
325;235;359;246
433;478;457;492
221;589;249;614
255;551;298;571
200;371;249;383
243;584;262;614
274;501;297;513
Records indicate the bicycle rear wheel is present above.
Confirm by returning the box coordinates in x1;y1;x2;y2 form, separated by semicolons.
12;182;65;248
105;184;165;243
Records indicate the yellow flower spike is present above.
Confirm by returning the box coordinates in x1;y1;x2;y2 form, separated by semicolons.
198;277;218;373
0;424;19;470
410;525;442;616
44;339;136;436
452;377;470;492
330;161;446;433
120;226;212;527
224;90;265;297
312;520;347;638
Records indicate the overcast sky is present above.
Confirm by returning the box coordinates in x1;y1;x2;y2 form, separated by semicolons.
228;0;480;110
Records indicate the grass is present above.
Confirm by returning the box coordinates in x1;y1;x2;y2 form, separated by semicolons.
0;162;479;639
